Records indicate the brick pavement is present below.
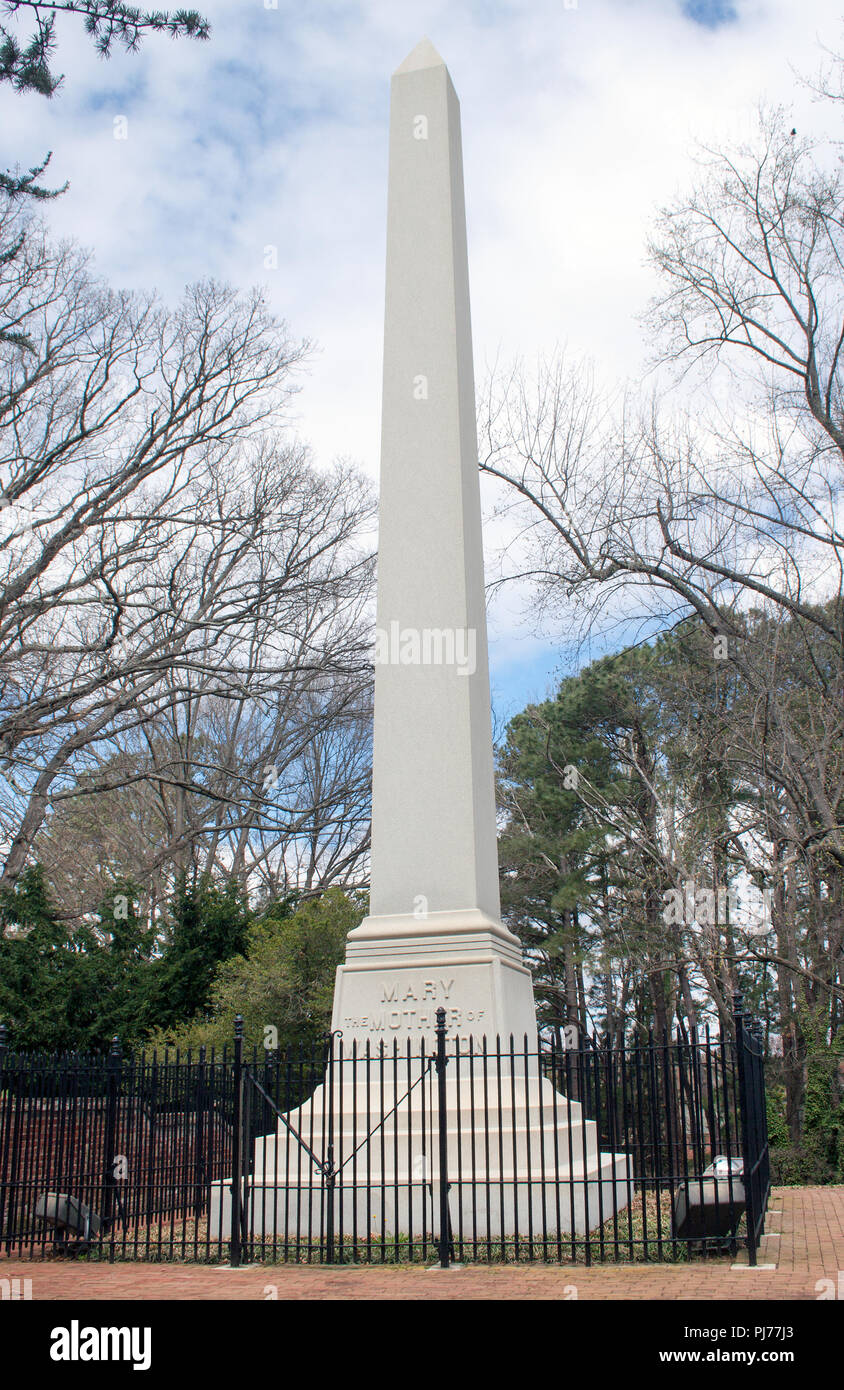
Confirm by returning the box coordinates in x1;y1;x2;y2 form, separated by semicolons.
1;1186;841;1300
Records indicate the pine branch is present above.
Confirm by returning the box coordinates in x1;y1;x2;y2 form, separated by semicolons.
0;10;59;94
0;151;67;200
0;328;36;351
0;2;210;96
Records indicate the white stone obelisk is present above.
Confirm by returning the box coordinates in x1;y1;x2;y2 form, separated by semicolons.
331;38;536;1050
209;44;631;1242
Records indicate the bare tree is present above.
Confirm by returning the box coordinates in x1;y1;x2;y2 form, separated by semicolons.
480;87;844;1101
0;205;376;903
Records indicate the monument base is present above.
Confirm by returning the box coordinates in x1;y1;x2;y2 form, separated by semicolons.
209;1063;633;1242
208;913;632;1245
331;908;538;1048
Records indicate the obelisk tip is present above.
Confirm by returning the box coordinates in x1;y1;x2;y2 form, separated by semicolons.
394;37;447;76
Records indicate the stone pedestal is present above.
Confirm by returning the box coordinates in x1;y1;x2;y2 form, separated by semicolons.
209;1060;631;1242
332;910;537;1049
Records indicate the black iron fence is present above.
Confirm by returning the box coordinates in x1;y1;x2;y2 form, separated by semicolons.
0;993;769;1267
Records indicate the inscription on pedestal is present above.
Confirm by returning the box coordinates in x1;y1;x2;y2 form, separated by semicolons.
342;975;485;1032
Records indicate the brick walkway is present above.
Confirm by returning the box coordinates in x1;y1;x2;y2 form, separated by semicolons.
2;1187;842;1300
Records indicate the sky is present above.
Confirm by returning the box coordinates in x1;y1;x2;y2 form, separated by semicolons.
1;0;841;721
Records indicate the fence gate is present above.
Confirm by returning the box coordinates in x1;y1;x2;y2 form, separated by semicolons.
225;1016;450;1266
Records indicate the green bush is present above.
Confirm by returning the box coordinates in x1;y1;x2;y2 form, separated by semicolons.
768;1012;843;1185
145;887;366;1054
